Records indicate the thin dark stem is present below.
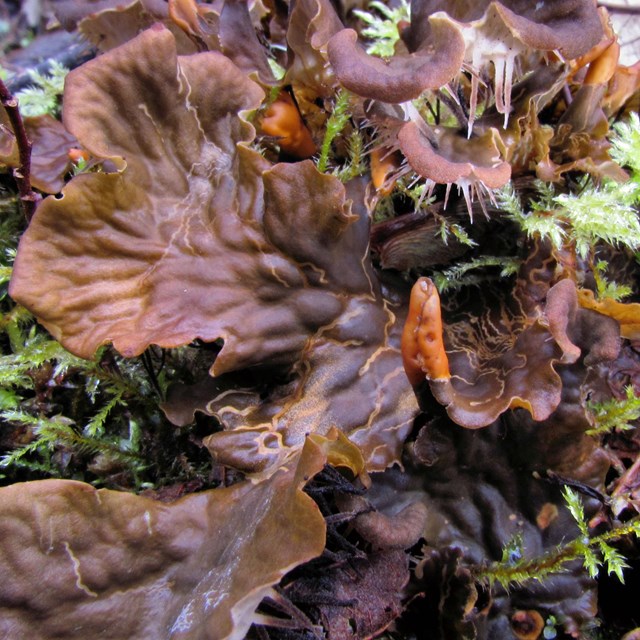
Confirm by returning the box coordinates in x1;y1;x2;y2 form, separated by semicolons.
436;89;468;133
140;349;163;397
0;78;40;221
612;451;640;499
424;99;439;125
536;469;608;504
621;34;640;48
599;3;640;14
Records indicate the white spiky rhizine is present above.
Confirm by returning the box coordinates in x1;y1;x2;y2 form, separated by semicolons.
388;160;500;222
398;106;504;220
399;100;428;132
493;53;517;124
440;83;461;107
454;177;499;222
418;174;498;221
462;21;524;135
364;101;503;218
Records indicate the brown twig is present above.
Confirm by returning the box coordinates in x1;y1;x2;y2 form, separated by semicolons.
599;3;640;14
0;77;40;221
612;451;640;499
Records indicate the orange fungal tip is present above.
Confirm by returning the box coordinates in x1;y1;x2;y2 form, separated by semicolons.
584;40;620;86
577;288;640;341
169;0;201;36
401;277;450;387
510;610;545;640
569;7;615;80
67;148;90;164
370;147;400;196
260;93;317;159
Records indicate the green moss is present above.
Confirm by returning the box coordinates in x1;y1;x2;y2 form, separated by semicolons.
14;60;68;118
431;255;520;293
586;386;640;437
0;198;210;489
353;0;410;59
477;488;640;589
317;89;353;174
500;114;640;258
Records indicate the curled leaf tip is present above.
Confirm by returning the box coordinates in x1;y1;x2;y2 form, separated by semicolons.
397;122;511;219
327;17;465;103
370;146;401;196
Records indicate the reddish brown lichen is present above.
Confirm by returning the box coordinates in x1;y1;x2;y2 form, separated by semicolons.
403;246;621;429
397;122;511;215
327;15;465;103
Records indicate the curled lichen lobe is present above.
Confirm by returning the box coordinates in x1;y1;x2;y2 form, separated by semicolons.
401;277;451;386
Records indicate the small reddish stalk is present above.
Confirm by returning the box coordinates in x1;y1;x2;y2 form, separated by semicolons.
0;78;40;221
401;277;451;386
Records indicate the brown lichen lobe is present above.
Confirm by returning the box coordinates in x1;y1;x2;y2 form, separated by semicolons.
0;436;351;639
397;122;512;215
402;258;621;429
336;493;428;550
326;16;465;103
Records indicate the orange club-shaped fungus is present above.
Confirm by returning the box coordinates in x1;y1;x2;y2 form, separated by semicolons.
260;92;317;159
67;147;90;165
401;277;450;387
169;0;201;36
370;147;401;196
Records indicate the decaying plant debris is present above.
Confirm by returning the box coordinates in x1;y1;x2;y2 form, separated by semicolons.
1;0;640;638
